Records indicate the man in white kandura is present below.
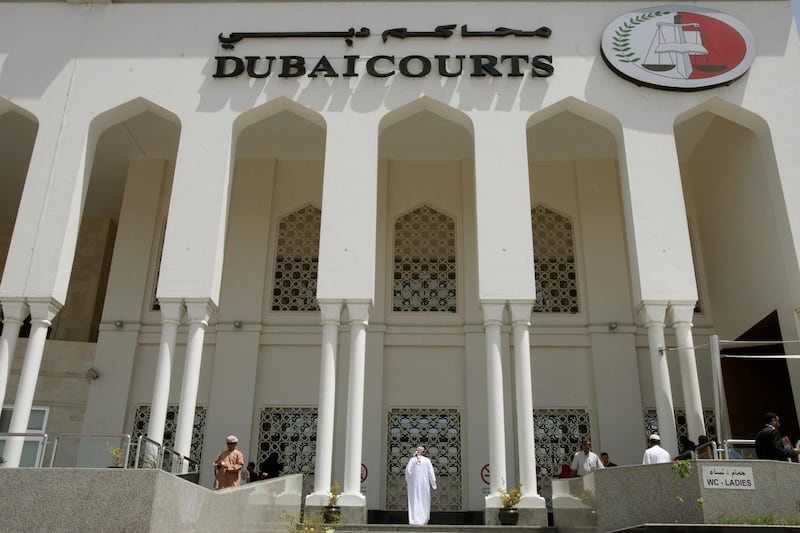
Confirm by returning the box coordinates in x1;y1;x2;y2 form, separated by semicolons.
405;446;437;525
642;433;672;464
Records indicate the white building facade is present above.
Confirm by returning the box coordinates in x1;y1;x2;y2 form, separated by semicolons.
1;0;800;520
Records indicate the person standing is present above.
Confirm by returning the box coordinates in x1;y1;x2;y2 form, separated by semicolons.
642;434;671;464
755;412;800;461
570;438;604;476
213;435;245;490
600;452;617;467
405;446;437;525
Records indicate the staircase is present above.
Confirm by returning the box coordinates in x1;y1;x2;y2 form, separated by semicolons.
330;511;557;533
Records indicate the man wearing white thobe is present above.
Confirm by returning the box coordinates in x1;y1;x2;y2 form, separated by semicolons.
642;433;672;464
405;446;437;525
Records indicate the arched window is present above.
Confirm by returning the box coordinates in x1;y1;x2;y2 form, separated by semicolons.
271;205;321;312
532;205;579;313
393;205;457;312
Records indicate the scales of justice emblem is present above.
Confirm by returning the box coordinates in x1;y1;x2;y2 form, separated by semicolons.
601;6;755;91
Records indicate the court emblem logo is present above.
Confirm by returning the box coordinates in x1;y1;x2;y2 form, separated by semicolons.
601;6;756;91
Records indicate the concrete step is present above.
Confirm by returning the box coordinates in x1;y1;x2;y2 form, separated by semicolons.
332;526;557;533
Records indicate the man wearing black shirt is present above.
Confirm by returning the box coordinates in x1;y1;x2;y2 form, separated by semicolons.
755;412;800;461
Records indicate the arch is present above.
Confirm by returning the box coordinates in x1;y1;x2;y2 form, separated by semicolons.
380;98;473;162
89;97;181;140
234;98;326;159
0;97;39;124
674;97;800;439
233;97;326;139
527;97;623;144
380;96;473;135
527;97;623;161
54;98;181;341
0;99;38;303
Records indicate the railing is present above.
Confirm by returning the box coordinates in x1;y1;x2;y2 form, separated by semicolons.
132;434;199;473
673;439;718;461
133;434;163;469
0;432;48;467
49;433;132;468
722;438;757;459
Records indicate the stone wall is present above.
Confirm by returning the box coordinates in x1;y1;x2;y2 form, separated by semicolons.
0;469;302;532
552;460;800;531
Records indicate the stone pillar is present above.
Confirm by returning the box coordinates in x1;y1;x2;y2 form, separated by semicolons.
668;303;705;442
3;300;59;468
174;300;212;471
341;302;369;505
0;300;27;409
483;302;507;501
639;303;677;454
307;301;342;504
146;301;184;447
510;303;544;503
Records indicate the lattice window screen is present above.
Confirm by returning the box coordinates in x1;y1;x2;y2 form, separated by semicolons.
392;205;457;313
257;407;318;498
130;404;207;468
272;205;321;311
643;408;717;443
533;408;591;481
532;205;579;313
386;408;462;511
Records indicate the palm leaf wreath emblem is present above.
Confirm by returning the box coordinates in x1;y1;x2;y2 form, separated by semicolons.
612;11;669;63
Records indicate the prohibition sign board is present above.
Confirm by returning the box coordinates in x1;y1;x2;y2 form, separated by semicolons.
481;464;490;485
361;463;368;483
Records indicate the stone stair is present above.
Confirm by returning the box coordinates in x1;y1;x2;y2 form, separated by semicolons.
329;512;557;533
332;526;556;533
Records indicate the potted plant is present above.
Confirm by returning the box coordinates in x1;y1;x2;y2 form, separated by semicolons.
323;483;342;524
106;442;124;468
497;483;522;525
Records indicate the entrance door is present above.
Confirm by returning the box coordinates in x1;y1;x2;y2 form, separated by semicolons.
385;408;462;511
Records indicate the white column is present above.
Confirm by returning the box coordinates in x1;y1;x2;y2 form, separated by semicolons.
639;303;677;454
146;301;184;446
510;303;544;505
0;300;27;409
3;300;59;467
308;301;342;504
668;303;705;442
174;300;212;470
341;302;369;504
483;302;507;501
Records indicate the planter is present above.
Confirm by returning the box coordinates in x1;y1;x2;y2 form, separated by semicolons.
323;506;341;524
498;507;520;526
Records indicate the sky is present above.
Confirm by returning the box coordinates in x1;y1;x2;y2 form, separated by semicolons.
794;0;800;31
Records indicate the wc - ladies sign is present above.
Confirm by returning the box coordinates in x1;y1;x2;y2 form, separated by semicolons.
213;23;555;79
601;6;756;91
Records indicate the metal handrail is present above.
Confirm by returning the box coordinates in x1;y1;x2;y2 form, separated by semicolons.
134;434;163;469
695;440;718;459
0;432;48;468
49;433;131;468
162;444;201;473
722;438;756;460
133;434;199;473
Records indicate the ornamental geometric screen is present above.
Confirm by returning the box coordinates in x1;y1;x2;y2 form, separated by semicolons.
272;205;321;312
643;408;718;444
532;205;579;313
257;407;318;499
533;408;591;481
392;205;457;313
130;404;207;468
386;408;462;511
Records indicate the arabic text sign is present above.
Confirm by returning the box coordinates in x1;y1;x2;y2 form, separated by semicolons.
701;466;754;490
